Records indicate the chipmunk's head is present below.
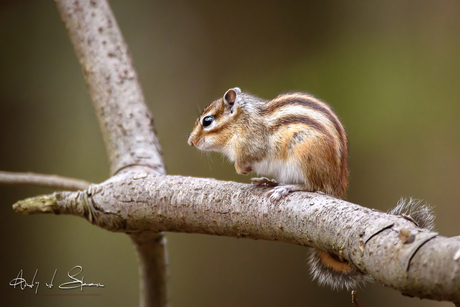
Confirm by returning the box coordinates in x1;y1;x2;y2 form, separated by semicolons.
188;87;243;153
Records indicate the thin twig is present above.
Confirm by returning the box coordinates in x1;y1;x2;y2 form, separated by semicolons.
351;290;361;307
0;170;90;191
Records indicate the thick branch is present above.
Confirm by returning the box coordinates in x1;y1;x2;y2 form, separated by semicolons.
0;171;91;191
12;174;460;303
54;0;164;176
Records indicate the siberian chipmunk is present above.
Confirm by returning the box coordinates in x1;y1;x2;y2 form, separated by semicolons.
188;87;348;201
187;87;434;290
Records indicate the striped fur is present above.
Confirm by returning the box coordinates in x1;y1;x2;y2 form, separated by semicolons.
188;88;348;198
188;87;365;290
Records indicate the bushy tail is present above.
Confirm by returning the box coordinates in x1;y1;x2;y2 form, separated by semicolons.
388;198;435;231
308;198;436;290
308;249;373;290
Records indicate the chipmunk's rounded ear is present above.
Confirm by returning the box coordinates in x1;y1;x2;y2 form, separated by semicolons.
223;87;241;107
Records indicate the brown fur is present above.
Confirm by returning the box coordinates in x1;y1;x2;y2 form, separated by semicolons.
188;89;348;198
317;250;351;273
266;93;349;198
188;88;359;289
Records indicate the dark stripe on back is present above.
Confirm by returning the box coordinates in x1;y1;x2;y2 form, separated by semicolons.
262;93;345;145
265;93;348;196
270;114;334;142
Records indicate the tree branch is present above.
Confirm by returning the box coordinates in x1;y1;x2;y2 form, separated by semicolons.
53;1;168;306
54;0;164;176
12;173;460;304
0;170;91;191
131;232;170;307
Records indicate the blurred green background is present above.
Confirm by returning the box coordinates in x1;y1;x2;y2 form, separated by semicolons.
1;0;459;306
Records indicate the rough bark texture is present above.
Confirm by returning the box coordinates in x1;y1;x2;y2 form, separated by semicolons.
54;0;164;176
53;1;168;306
13;173;460;303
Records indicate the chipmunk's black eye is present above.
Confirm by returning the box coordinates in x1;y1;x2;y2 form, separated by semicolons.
202;115;214;127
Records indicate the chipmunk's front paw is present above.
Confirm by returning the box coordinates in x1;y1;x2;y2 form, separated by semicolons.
251;177;279;187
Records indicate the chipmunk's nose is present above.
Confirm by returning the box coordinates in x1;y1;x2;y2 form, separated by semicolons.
188;134;195;147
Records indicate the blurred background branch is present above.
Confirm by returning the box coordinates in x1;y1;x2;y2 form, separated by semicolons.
0;170;90;190
53;0;169;306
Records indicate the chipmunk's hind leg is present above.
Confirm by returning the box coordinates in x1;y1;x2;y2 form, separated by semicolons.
267;184;305;201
